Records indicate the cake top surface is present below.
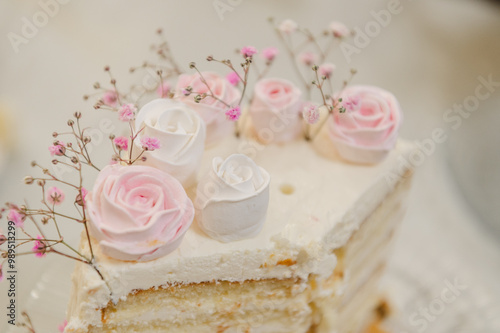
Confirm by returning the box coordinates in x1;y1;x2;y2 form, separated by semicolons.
76;132;413;304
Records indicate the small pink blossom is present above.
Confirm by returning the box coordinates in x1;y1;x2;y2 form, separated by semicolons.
118;104;136;122
8;209;24;228
241;46;258;58
342;95;361;112
58;320;68;332
182;88;190;96
302;104;320;125
113;136;129;151
157;81;171;98
279;19;298;34
225;105;241;121
49;141;66;156
32;235;46;258
140;136;161;151
298;51;318;66
329;21;350;38
261;47;279;62
46;187;65;206
226;72;240;86
102;91;118;107
76;187;88;207
319;63;336;78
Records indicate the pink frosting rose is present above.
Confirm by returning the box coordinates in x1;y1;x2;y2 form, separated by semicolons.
249;78;303;143
86;164;194;262
176;72;241;146
328;85;402;164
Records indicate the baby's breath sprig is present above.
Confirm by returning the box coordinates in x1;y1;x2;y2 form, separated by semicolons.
17;311;36;333
152;28;183;77
306;67;358;140
0;113;109;284
270;17;353;100
186;62;232;108
206;49;256;136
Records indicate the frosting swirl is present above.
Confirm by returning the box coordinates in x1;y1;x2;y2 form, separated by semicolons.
87;164;194;262
134;99;206;187
176;72;241;146
249;78;303;143
328;85;402;164
195;154;270;242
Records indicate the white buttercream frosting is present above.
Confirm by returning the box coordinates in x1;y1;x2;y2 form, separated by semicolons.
133;99;206;187
195;154;271;242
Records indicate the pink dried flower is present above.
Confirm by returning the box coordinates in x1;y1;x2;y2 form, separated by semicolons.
113;136;129;151
102;91;118;107
241;46;258;58
298;52;318;66
261;47;279;62
58;320;68;332
32;235;46;258
302;104;320;125
76;187;88;207
279;19;298;34
118;104;136;122
225;105;241;121
157;81;171;98
329;21;350;38
318;63;336;78
140;136;161;151
49;141;66;156
342;95;361;112
8;209;24;228
46;186;65;206
226;72;240;86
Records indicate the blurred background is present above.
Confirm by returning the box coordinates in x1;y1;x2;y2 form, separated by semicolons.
1;0;499;332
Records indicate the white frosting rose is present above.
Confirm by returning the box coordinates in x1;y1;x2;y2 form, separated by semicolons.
328;85;402;164
249;78;303;143
176;72;241;146
87;164;194;262
195;154;271;243
134;99;206;188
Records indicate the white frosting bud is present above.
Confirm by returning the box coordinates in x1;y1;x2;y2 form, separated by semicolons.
133;99;206;187
195;154;271;242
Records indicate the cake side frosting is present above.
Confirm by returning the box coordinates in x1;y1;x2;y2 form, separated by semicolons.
65;133;414;331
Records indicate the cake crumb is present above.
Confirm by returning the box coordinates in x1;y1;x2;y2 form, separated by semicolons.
277;258;297;266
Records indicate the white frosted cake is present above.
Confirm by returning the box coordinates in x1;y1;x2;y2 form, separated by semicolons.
65;131;413;333
0;20;414;333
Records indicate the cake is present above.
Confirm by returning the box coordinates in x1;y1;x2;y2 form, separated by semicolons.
0;19;414;333
65;132;413;333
